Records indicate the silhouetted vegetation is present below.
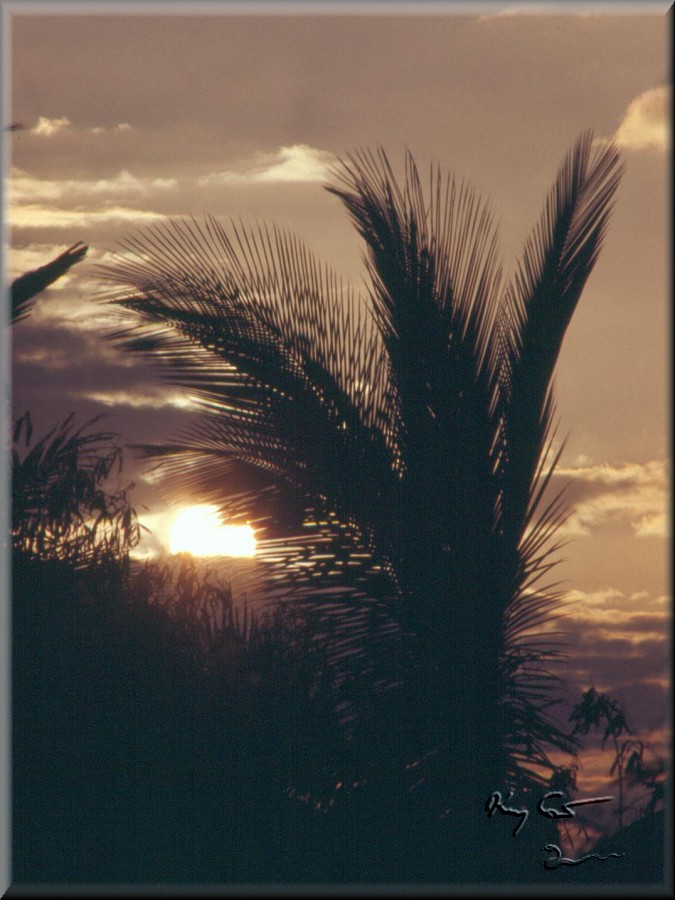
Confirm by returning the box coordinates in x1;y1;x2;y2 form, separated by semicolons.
569;688;666;831
12;412;141;569
13;137;664;886
97;134;624;872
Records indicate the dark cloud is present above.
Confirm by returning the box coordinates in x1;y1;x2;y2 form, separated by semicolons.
11;314;193;497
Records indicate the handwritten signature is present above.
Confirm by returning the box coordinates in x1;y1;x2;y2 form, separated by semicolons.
485;790;624;869
543;843;625;869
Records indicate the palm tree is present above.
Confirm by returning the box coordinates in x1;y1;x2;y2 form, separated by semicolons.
99;133;622;873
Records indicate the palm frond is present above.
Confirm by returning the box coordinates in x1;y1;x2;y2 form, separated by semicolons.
101;219;401;560
11;242;88;324
497;133;623;550
327;149;504;460
328;150;507;641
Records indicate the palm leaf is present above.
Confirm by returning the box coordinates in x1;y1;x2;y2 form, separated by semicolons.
11;242;88;324
497;133;623;553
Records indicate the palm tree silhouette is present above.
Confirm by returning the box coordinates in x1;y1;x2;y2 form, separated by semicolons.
100;133;622;872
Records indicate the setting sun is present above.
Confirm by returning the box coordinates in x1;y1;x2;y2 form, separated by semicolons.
169;505;257;558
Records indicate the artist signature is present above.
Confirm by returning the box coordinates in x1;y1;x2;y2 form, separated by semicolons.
485;790;625;869
543;843;625;869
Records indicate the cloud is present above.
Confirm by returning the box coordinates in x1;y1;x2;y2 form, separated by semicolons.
563;604;668;642
633;513;668;538
90;122;132;135
614;86;670;153
476;3;660;23
476;3;611;22
76;388;193;411
543;585;670;720
11;168;177;204
12;317;138;368
477;4;554;20
16;289;124;334
563;586;627;609
551;459;668;538
198;144;334;186
31;116;71;137
29;117;132;138
11;204;165;230
561;586;668;617
15;345;86;371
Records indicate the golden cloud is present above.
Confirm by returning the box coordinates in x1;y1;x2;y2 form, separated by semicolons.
76;388;193;410
29;117;132;138
11;168;177;204
633;513;668;539
198;144;334;186
554;459;668;538
615;86;670;153
10;204;165;230
31;116;71;137
90;123;132;135
477;4;556;20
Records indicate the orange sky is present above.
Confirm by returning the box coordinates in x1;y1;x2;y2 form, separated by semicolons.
5;2;670;819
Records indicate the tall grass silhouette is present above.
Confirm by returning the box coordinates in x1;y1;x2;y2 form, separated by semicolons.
12;411;142;569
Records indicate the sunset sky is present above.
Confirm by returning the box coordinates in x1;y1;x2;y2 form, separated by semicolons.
5;2;670;823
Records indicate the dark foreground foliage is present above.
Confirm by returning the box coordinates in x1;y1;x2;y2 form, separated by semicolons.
99;135;624;841
10;140;666;887
13;556;666;887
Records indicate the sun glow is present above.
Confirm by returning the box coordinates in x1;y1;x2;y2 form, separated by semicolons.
169;505;256;558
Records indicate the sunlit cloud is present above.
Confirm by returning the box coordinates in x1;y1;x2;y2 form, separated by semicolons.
564;586;627;608
11;167;177;203
28;117;132;137
605;86;670;153
616;86;670;152
553;459;668;538
198;144;334;186
30;296;118;333
556;459;666;487
15;346;81;371
9;167;176;234
76;388;193;410
11;204;165;229
477;3;659;21
12;307;146;373
633;512;668;538
31;115;71;137
563;586;667;613
90;122;132;135
477;4;556;20
563;605;668;642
